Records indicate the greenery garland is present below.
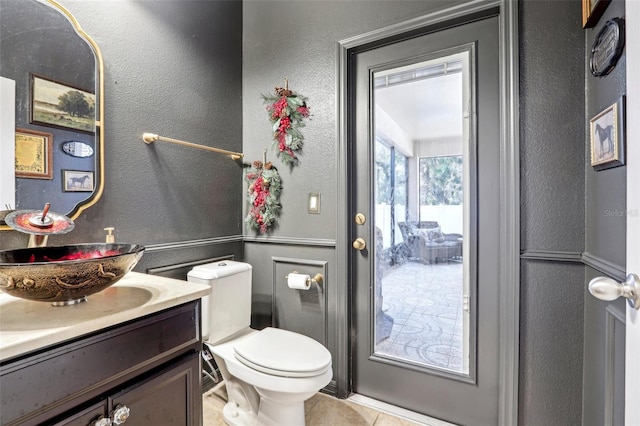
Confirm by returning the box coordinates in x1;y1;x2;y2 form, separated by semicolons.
245;160;282;233
262;84;310;166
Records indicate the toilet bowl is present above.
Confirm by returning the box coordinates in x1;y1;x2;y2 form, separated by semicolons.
188;261;332;426
207;327;332;426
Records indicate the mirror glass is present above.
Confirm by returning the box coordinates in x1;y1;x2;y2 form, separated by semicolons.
0;0;103;231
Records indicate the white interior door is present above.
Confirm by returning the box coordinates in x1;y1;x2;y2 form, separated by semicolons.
625;1;639;423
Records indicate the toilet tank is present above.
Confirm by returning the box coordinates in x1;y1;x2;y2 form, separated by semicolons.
187;260;252;344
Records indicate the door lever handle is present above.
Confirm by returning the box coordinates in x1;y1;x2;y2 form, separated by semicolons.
352;238;366;251
588;273;639;309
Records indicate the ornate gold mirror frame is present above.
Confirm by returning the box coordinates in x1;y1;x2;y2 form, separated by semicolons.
0;0;104;231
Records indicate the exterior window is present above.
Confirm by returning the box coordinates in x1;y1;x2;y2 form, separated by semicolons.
419;155;463;234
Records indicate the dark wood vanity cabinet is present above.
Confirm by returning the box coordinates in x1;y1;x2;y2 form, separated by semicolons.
0;301;203;426
53;354;200;426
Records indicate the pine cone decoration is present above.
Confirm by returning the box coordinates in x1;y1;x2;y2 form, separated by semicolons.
275;86;293;97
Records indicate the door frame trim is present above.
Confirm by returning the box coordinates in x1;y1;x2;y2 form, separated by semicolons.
335;1;520;424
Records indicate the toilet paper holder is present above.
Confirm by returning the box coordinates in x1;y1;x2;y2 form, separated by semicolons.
286;271;324;286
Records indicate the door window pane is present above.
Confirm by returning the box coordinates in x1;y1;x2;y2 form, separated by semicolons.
373;52;471;375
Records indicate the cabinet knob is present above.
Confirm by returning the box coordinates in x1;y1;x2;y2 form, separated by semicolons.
90;416;112;426
111;405;130;425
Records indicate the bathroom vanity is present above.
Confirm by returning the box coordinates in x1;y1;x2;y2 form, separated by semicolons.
0;272;210;426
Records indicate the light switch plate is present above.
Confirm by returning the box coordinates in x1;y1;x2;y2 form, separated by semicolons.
308;193;320;214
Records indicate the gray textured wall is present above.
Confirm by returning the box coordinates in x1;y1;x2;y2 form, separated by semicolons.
582;0;627;424
519;1;585;254
519;261;586;424
584;0;627;266
520;0;628;424
245;0;589;424
242;0;462;240
519;1;586;424
0;1;244;271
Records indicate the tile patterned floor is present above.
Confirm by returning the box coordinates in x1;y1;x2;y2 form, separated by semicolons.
203;384;420;426
376;262;464;371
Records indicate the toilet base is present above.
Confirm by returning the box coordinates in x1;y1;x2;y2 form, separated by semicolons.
254;388;314;426
219;390;311;426
220;401;254;426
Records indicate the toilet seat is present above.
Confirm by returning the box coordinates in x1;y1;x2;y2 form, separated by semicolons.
233;327;331;378
209;331;332;394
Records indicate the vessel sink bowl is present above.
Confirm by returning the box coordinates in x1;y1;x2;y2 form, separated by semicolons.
0;243;144;305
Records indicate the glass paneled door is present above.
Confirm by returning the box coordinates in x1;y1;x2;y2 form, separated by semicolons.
350;16;501;425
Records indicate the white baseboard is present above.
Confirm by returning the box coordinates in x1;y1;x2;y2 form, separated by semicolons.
347;393;457;426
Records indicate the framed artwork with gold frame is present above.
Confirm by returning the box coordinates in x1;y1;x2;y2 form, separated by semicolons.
30;74;96;134
15;128;53;179
582;0;611;28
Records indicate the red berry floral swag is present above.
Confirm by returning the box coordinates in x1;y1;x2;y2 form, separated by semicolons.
262;82;310;166
245;160;282;233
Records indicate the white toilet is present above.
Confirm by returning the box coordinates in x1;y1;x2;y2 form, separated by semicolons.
187;261;332;426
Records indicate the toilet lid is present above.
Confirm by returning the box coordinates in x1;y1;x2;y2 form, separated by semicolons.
233;327;331;378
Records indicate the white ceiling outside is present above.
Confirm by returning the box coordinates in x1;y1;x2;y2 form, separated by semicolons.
375;72;463;143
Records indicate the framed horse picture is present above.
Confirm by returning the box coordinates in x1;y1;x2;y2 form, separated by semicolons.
590;96;625;170
63;170;94;192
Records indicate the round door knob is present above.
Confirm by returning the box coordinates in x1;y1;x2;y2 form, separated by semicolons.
90;416;112;426
588;273;639;309
111;405;130;425
352;238;366;251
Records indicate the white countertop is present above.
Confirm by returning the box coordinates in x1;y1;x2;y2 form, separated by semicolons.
0;272;211;362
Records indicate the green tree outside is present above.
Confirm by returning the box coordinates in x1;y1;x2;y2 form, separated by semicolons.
419;156;463;205
58;90;94;118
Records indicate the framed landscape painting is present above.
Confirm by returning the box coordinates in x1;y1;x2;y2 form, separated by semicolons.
30;74;95;134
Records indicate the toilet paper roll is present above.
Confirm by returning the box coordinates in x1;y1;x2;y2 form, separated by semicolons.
287;273;311;290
